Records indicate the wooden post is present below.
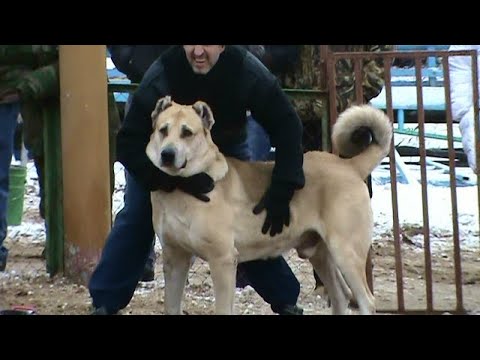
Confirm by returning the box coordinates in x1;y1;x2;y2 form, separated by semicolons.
59;45;111;285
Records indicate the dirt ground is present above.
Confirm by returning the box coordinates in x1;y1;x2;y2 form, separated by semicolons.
1;231;479;315
1;170;479;315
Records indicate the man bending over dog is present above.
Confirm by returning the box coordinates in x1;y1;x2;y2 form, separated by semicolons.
88;45;305;315
147;98;389;315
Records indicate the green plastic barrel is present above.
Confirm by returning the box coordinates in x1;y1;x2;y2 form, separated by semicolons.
7;165;27;226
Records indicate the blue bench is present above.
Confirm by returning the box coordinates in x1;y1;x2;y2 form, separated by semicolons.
108;78;132;104
370;86;446;129
107;56;132;103
370;45;452;130
392;45;449;87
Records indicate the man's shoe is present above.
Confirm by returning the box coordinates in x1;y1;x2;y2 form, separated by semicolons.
276;304;304;315
140;262;155;282
90;306;117;315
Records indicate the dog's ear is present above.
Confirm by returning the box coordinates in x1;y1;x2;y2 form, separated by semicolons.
151;96;173;128
192;101;215;130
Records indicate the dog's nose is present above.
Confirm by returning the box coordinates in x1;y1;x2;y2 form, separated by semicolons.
161;148;176;166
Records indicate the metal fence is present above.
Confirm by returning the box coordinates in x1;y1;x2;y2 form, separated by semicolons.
326;48;479;314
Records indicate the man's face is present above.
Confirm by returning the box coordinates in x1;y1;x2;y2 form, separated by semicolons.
183;45;225;75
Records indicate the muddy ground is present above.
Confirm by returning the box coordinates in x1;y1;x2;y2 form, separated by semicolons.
1;164;479;315
1;232;479;315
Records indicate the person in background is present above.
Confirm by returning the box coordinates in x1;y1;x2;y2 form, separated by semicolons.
0;58;21;271
448;45;480;173
0;45;58;271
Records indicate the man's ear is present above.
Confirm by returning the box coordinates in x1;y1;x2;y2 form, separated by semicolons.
151;96;173;128
192;101;215;130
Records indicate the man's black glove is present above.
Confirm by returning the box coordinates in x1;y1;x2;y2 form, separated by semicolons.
150;170;179;193
252;182;295;236
176;173;215;202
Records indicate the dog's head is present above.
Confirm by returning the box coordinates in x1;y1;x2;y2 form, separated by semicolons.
146;96;220;177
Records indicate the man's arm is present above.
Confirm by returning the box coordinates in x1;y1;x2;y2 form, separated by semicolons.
361;45;393;102
16;62;59;102
335;45;392;111
247;70;304;188
262;45;300;76
246;59;305;236
107;45;135;78
253;82;305;188
240;45;265;60
116;84;177;192
0;45;57;67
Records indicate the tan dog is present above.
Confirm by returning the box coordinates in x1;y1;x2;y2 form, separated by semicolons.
146;96;392;315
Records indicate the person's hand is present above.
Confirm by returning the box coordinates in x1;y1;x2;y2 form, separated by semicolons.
151;170;178;193
176;173;215;202
252;182;294;236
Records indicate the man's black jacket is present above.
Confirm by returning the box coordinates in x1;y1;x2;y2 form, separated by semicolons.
116;45;305;193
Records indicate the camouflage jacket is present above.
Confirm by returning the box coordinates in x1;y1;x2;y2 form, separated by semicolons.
0;45;59;104
0;46;59;156
277;45;393;123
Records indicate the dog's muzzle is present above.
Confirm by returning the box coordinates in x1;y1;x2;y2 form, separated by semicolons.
160;147;188;169
161;148;176;167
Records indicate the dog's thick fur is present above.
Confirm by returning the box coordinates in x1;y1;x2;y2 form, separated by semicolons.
146;96;392;315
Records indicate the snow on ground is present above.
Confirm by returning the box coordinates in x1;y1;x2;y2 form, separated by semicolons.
371;175;479;252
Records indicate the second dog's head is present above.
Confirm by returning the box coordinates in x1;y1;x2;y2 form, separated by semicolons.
146;96;218;177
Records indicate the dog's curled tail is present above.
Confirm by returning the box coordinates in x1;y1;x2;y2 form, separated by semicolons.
332;105;392;180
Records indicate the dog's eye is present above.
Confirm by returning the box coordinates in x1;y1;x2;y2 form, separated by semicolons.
181;128;193;138
159;127;168;136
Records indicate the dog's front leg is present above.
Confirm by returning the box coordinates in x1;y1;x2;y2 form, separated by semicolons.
208;252;237;315
162;242;193;315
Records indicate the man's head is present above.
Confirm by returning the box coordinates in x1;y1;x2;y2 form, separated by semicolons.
183;45;225;75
